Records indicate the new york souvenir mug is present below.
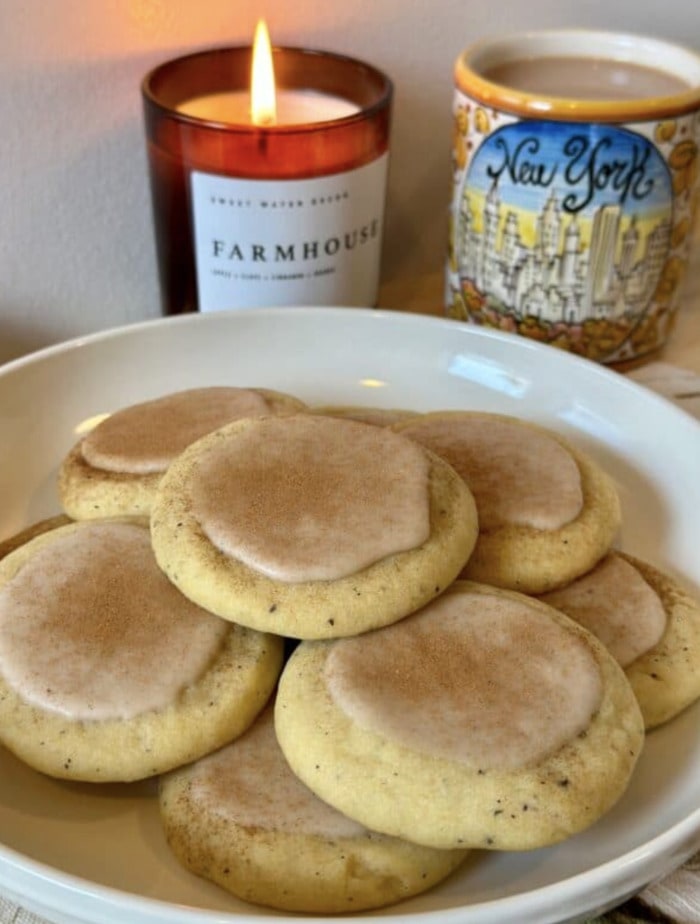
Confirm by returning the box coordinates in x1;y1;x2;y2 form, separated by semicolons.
446;30;700;366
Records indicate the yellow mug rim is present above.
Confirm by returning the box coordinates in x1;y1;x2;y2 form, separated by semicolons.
455;29;700;123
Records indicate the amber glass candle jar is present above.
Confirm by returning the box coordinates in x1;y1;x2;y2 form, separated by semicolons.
142;46;393;315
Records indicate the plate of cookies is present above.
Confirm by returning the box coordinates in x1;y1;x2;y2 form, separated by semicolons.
1;306;700;924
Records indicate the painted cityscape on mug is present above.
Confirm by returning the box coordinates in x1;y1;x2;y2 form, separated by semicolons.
447;107;698;364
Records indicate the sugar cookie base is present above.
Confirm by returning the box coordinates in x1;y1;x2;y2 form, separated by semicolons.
275;581;644;851
0;521;284;782
151;422;479;640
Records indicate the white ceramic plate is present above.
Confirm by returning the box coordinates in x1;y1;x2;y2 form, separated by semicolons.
1;307;700;924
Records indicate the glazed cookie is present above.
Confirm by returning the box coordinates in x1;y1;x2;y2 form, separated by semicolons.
159;706;467;913
58;386;306;519
541;551;700;729
0;518;283;782
309;405;419;427
151;414;478;640
275;580;644;851
393;411;621;594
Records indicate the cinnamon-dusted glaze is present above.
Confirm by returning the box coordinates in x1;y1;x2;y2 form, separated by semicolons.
397;414;583;530
0;521;229;720
541;554;667;667
191;415;432;582
324;586;603;769
81;387;270;474
190;707;365;837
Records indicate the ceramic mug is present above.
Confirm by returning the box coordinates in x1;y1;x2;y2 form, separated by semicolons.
446;30;700;367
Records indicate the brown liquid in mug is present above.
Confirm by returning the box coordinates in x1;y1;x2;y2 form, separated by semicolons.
482;56;690;100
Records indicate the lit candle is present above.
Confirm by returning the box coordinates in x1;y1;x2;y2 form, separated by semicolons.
177;21;360;126
141;26;393;315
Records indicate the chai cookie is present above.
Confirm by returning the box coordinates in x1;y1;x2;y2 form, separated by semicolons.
275;580;644;851
58;386;306;519
541;551;700;729
151;413;478;640
159;705;467;913
393;411;621;594
0;518;283;782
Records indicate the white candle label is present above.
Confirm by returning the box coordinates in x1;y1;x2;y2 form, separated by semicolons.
189;154;388;311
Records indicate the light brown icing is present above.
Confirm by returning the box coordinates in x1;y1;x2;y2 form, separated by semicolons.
399;414;583;530
190;707;365;836
192;415;431;582
324;586;603;770
81;387;270;474
0;522;229;720
541;554;667;667
312;406;418;427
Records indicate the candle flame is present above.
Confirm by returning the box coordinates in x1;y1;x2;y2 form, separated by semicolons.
251;20;276;126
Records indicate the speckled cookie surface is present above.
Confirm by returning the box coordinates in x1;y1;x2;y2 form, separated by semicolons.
393;411;621;594
150;414;479;639
0;518;283;782
541;551;700;729
58;386;306;519
275;580;644;851
159;706;466;913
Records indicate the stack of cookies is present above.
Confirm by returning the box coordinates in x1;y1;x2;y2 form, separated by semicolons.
0;384;698;914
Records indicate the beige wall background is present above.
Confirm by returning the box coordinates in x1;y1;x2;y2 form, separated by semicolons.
1;0;699;363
